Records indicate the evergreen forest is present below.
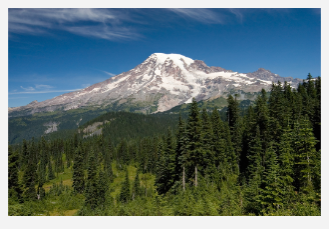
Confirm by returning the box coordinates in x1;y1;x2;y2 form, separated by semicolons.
8;74;321;216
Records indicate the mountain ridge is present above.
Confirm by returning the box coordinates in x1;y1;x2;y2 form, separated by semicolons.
9;53;303;117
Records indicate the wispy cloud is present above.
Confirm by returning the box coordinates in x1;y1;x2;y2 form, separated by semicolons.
228;9;244;23
102;71;116;77
9;97;28;99
9;8;286;41
167;9;225;24
20;86;35;91
35;84;54;89
9;89;82;95
8;8;140;41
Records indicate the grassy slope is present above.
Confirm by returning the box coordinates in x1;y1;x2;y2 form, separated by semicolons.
19;160;156;216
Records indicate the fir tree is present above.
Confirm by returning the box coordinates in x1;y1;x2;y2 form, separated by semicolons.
132;172;141;200
278;126;295;206
47;158;55;181
72;146;85;193
97;170;109;208
185;98;204;187
119;169;131;203
8;145;21;200
260;144;282;212
84;153;98;209
294;122;318;195
245;126;264;214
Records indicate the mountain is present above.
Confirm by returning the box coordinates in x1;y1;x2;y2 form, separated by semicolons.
9;53;303;117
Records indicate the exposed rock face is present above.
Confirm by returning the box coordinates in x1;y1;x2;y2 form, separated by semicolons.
44;122;60;134
9;53;303;117
81;120;109;138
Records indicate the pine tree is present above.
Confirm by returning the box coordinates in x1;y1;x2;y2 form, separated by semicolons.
260;144;282;212
8;145;21;200
227;95;243;162
119;169;131;203
227;94;239;129
294;122;318;195
38;150;47;186
47;158;55;181
245;126;264;214
132;172;141;200
185;98;204;187
176;115;189;191
240;105;256;179
97;170;109;209
201;108;215;171
277;126;296;206
313;77;321;151
175;114;185;183
84;153;98;209
223;122;238;174
72;146;85;193
155;129;176;194
21;139;28;168
22;163;37;201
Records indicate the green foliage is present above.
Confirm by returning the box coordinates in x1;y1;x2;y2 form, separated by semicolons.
8;145;21;201
72;146;85;193
119;169;131;203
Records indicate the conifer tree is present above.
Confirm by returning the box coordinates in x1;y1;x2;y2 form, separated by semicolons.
85;153;98;209
97;170;109;208
132;172;141;200
279;126;295;206
72;146;85;193
176;115;189;191
245;126;264;214
37;150;47;188
260;144;282;212
211;108;226;166
8;145;21;200
155;130;176;194
175;114;185;183
227;94;239;129
22;162;37;201
313;77;321;150
186;98;204;187
227;94;243;161
21;139;28;168
240;105;256;178
119;169;131;203
294;123;318;195
47;158;55;181
201;108;215;170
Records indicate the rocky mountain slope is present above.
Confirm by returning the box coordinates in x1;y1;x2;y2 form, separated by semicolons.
9;53;303;117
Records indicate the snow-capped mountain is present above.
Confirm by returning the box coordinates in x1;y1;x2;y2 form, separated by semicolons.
9;53;303;117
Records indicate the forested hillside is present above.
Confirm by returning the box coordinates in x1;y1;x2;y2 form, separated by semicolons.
8;74;321;216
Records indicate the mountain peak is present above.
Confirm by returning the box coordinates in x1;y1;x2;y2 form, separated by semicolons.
256;68;271;72
148;53;194;67
29;100;38;105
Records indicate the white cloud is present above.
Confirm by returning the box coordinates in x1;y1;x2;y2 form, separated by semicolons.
229;9;244;23
20;86;35;91
8;8;139;41
9;97;28;99
35;84;54;89
102;71;116;77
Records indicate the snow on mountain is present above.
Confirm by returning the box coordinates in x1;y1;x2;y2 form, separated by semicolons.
9;53;303;117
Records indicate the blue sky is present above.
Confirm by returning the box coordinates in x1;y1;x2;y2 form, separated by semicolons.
8;8;321;107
